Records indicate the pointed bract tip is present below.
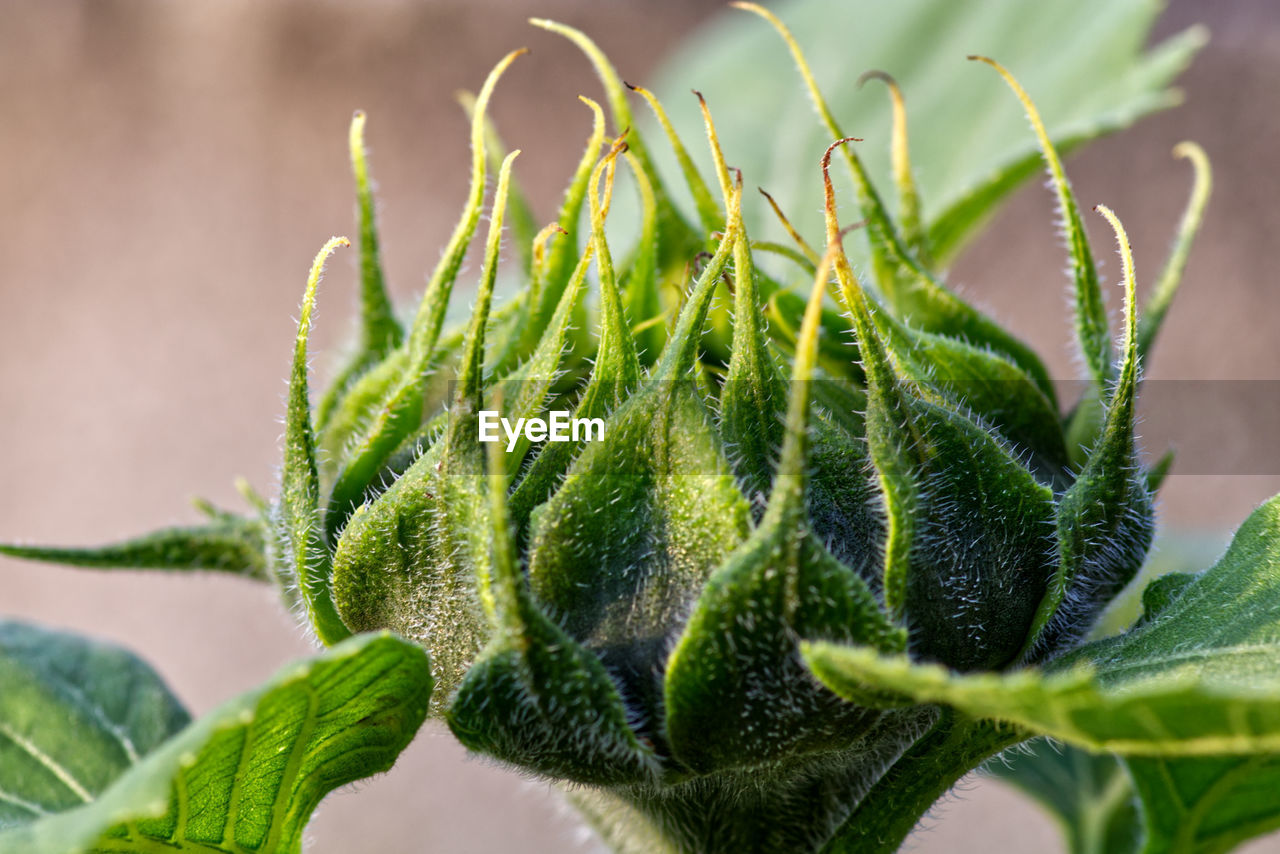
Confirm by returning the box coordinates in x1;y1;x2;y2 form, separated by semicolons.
298;237;349;352
1093;203;1138;348
309;236;351;285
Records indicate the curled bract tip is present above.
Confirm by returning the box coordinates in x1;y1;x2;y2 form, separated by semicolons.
532;223;568;266
820;137;862;204
1173;140;1210;169
856;69;897;89
823;137;863;162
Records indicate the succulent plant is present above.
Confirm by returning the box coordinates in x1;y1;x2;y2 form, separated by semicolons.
24;5;1280;854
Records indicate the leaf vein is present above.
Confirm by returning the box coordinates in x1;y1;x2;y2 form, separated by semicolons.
0;722;93;804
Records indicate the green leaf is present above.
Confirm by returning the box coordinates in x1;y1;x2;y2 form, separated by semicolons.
1145;448;1176;497
626;82;722;236
619;148;667;367
647;0;1202;271
491;235;592;473
346;110;402;350
530;18;710;357
803;493;1280;756
995;741;1141;854
1121;569;1280;854
425;149;522;704
567;706;939;854
281;236;352;646
1125;753;1280;854
858;71;924;255
0;513;269;582
493;134;627;476
0;621;190;832
0;631;431;854
820;712;1024;854
314;345;410;489
727;3;909;299
457;90;539;278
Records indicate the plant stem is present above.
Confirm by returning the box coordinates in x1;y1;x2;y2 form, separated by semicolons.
821;711;1027;853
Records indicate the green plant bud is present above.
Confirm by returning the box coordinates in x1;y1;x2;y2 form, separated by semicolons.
2;8;1214;852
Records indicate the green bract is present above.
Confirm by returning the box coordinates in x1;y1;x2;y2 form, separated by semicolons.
12;5;1280;854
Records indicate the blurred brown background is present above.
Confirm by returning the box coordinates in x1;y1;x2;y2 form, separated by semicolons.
2;1;1279;851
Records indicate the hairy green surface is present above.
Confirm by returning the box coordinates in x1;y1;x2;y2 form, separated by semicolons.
0;510;268;582
805;497;1280;756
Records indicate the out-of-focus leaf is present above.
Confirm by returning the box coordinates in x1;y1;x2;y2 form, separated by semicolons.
1125;753;1280;854
994;741;1141;854
644;0;1203;269
0;621;189;832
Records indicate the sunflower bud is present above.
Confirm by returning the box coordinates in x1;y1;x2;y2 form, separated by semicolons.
1;10;1211;854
